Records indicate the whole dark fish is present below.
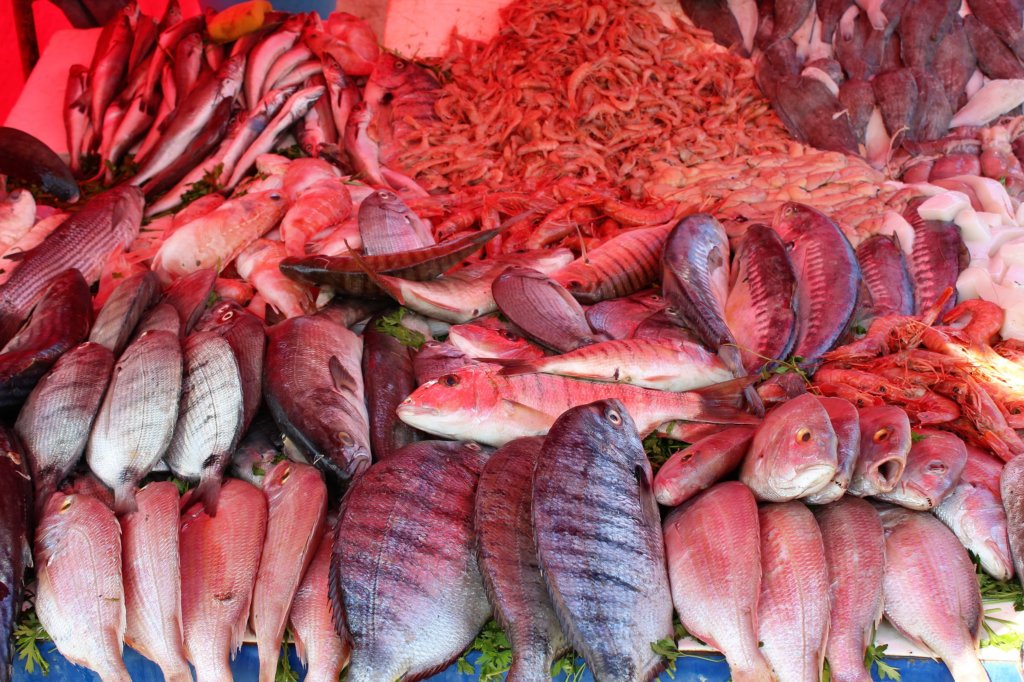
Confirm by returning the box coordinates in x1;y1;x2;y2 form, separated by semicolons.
533;399;673;681
965;15;1024;81
873;68;918;141
968;0;1024;62
195;300;265;433
1001;455;1024;587
0;185;143;347
876;429;967;510
89;270;160;356
0;127;79;202
362;313;419;460
856;234;914;318
358;188;434;255
331;440;493;682
848;405;912;496
725;223;797;373
133;302;182;339
413;341;476;385
818;0;855;43
933;17;976;112
770;75;860;154
911;70;952;142
653;427;755;506
804;396;861;504
772;202;860;363
0;269;93;407
162;268;217;335
14;342;113;510
553;224;672;304
904;198;967;316
264;312;370;481
475;437;568;682
838;79;875;145
585;291;666;340
0;426;32;682
772;0;814;43
898;0;959;68
678;0;747;53
834;12;883;81
493;266;597;353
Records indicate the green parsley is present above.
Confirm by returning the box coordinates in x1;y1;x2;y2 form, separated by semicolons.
14;607;52;675
374;308;426;349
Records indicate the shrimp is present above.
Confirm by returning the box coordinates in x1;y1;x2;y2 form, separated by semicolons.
940;299;1004;346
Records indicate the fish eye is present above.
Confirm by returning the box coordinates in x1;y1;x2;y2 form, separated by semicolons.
378;190;390;199
280;466;291;484
269;192;282;201
606;409;622;425
873;428;890;442
221;310;234;321
395;60;407;70
336;431;354;445
795;427;812;443
442;374;460;387
498;330;517;340
466;442;481;451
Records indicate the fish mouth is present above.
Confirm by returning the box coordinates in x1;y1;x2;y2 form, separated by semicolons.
869;457;906;494
784;464;836;496
396;401;438;418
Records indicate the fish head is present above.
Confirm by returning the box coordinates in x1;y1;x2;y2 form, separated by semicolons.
750;393;838;497
367;51;440;95
397;366;505;441
557;267;601;301
853;405;912;494
448;324;540;360
550;398;650;476
773;202;828;242
899;430;967;507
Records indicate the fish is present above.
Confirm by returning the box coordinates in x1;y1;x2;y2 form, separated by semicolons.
533;399;672;680
103;88;156;184
966;0;1024;62
87;11;132;152
15;342;113;510
933;17;976;112
264;311;370;480
236;239;317;318
474;437;568;682
966;16;1024;81
89;270;161;355
0;185;143;347
663;482;771;681
162;268;216;335
35;492;128;681
679;0;747;52
121;482;191;682
289;518;350;682
904;199;967;316
0;191;36;256
848;405;912;496
362;313;420;460
758;502;830;682
229;415;283;487
1001;455;1024;586
0;426;32;682
876;429;967;509
448;324;544;361
772;202;860;363
725;223;797;373
553;224;672;304
321;54;360;140
585;291;666;340
769;74;861;154
739;393;838;502
856;234;914;318
331;440;493;682
654;427;755;506
816;497;885;682
909;70;951;142
165;332;245;514
897;0;958;69
0;269;93;407
413;341;476;385
86;330;183;514
278;178;352;258
803;396;861;505
772;0;815;43
173;32;204;101
399;363;759;446
64;65;90;175
492;266;597;352
937;478;1013;581
494;338;733;392
194;299;266;433
838;79;876;143
263;45;315;99
872;68;919;140
133;302;182;339
252;461;327;682
244;16;303;107
180;479;268;682
881;511;988;680
0;213;68;287
358;188;434;256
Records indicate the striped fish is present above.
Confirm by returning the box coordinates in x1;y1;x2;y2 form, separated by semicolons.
552;223;671;304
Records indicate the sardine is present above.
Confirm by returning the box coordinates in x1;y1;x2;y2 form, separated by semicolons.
64;65;90;175
585;291;666;340
195;300;266;433
263;45;315;99
904;198;967;316
0;426;32;682
848;405;912;496
321;54;359;140
358;188;433;256
87;12;132;152
876;429;966;509
803;396;861;504
553;224;672;304
244;16;302;108
362;313;420;460
654;427;755;506
856;234;914;318
331;440;492;682
493;266;597;352
89;270;160;355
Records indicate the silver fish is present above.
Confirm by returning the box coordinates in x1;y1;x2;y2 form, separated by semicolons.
89;270;160;356
1001;455;1024;586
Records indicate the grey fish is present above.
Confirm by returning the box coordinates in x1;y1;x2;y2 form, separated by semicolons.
413;341;476;385
874;70;921;141
0;186;143;347
493;266;597;353
474;437;568;682
0;426;32;682
195;300;265;433
818;0;855;43
15;342;113;511
331;440;493;682
804;396;861;505
89;270;160;356
856;234;913;318
264;312;370;481
133;302;182;339
937;478;1013;581
585;291;666;340
165;332;244;515
553;224;672;304
362;313;420;460
838;79;875;143
358;189;434;255
1001;455;1024;588
848;405;911;496
725;223;797;373
533;399;673;681
904;198;968;316
876;429;966;510
910;69;952;142
769;75;860;154
86;330;183;514
772;0;814;43
772;202;860;363
816;497;885;682
968;0;1024;62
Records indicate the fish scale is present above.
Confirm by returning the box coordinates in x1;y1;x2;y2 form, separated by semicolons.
905;199;966;316
553;224;671;304
857;234;914;317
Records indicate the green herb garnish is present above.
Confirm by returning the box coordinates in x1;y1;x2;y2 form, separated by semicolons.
973;551;1024;607
275;629;300;682
865;643;901;680
179;163;224;207
642;434;687;472
374;308;426;349
14;608;51;675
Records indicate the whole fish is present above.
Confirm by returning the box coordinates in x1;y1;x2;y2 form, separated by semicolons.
173;33;204;100
654;427;755;506
194;300;265;433
495;337;733;392
873;69;919;140
585;291;666;340
15;342;113;510
103;90;156;184
64;65;90;175
449;323;544;361
804;396;861;504
897;0;958;68
278;179;352;258
937;479;1013;580
553;224;672;304
856;234;914;318
475;437;568;682
739;393;838;501
882;511;988;680
772;202;860;363
0;269;93;407
362;313;420;460
1001;455;1024;586
89;270;160;355
0;426;31;682
679;0;747;52
162;268;216;335
358;188;434;256
816;497;885;682
970;0;1024;61
263;45;315;100
289;519;349;682
87;11;132;150
876;429;966;509
86;330;183;514
413;341;476;385
121;482;190;682
758;502;830;682
35;492;128;681
264;311;370;480
934;17;976;111
252;461;327;682
725;223;797;373
663;482;772;681
399;364;759;446
848;405;912;496
0;185;143;347
331;440;492;682
904;199;967;316
492;266;597;352
0;213;67;288
321;54;360;140
165;332;244;514
533;400;673;680
236;239;317;318
180;479;267;682
244;16;302;107
133;302;182;339
965;16;1024;80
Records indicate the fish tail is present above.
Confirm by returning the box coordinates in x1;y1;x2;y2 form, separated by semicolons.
691;377;762;424
489;358;542;376
258;647;280;682
947;651;990;682
193;476;222;517
719;345;764;416
113;483;139;515
730;659;777;682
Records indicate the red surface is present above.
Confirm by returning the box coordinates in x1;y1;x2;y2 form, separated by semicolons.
0;0;77;122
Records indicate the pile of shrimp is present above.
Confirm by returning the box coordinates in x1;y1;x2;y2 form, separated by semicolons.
395;0;792;199
814;298;1024;461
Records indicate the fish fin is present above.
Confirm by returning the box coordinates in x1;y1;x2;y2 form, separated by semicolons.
492;359;541;376
499;399;557;433
345;246;406;303
193;476;221;517
691;377;762;424
328;356;359;393
113;484;138;515
2;250;27;262
291;629;308;666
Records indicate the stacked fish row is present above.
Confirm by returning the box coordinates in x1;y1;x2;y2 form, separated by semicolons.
682;0;1024;162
